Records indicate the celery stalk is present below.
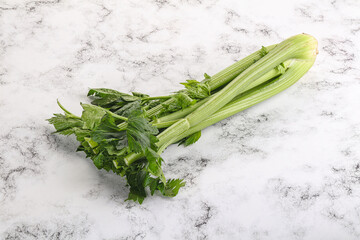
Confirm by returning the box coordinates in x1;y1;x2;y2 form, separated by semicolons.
156;34;318;147
124;34;318;165
145;45;276;117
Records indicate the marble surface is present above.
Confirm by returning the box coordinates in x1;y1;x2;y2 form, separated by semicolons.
1;0;360;239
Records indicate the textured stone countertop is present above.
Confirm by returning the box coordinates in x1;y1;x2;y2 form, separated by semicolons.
1;0;360;239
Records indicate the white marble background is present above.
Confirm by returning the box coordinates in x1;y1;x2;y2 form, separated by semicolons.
1;0;360;239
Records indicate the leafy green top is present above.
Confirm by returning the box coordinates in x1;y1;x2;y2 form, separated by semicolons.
48;73;217;203
47;100;185;204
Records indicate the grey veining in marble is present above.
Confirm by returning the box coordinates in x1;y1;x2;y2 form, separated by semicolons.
1;0;360;239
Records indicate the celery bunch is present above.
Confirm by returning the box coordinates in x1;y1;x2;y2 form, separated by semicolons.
48;34;318;203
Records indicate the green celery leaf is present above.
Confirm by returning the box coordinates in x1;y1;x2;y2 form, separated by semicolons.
102;141;125;156
88;88;125;97
114;101;142;118
275;63;286;74
161;93;196;113
90;150;118;172
178;131;201;147
93;151;105;169
127;192;145;204
74;129;91;142
175;92;197;109
159;179;186;197
47;114;84;135
121;95;139;102
126;166;148;204
91;120;128;168
259;46;269;57
146;99;165;109
181;80;211;99
87;88;136;107
145;177;160;195
81;103;107;130
91;114;126;142
204;72;211;80
126;114;159;154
